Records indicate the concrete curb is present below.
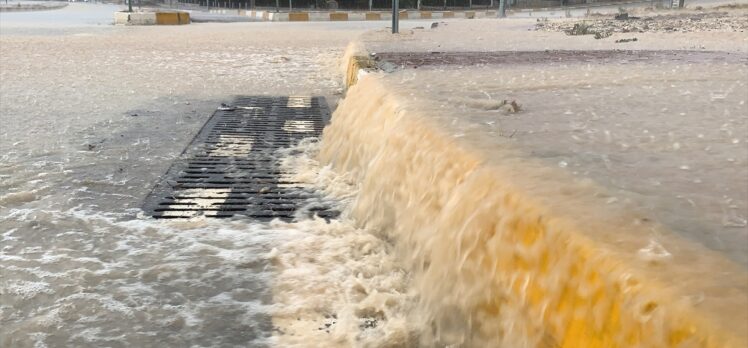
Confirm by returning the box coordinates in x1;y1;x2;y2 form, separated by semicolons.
209;8;498;21
114;11;191;25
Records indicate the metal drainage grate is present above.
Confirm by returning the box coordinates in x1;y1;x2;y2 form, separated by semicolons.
142;96;339;221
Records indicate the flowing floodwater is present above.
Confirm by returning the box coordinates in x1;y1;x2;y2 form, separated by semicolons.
3;3;748;347
319;49;748;346
324;13;748;343
1;140;420;347
0;5;435;347
367;59;748;267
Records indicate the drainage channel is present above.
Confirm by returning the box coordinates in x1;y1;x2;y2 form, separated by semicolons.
142;96;339;221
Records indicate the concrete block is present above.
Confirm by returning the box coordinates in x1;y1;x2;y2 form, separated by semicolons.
272;12;289;21
309;12;330;20
365;12;380;20
114;11;157;25
156;12;178;25
289;12;309;21
329;12;348;21
349;12;365;21
162;12;181;24
420;11;431;19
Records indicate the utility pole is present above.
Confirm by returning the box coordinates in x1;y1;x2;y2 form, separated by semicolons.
392;0;399;33
368;0;372;11
498;0;505;17
128;0;132;12
275;0;279;12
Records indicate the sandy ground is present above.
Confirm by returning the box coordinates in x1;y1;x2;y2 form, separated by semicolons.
536;5;748;37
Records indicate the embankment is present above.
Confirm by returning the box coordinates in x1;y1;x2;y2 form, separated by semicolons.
318;74;748;347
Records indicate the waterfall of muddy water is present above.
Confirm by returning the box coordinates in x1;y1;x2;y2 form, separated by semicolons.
319;57;748;346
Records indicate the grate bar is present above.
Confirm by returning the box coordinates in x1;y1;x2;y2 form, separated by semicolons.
142;96;338;221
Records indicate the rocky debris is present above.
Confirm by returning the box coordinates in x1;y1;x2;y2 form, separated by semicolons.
218;103;234;111
594;31;612;39
614;13;640;20
536;10;748;36
314;313;339;334
565;22;613;39
360;317;378;329
83;139;105;151
615;37;639;43
568;22;592;35
505;100;521;113
493;99;521;113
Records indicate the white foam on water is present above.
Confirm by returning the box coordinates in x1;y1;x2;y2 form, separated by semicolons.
1;139;422;347
316;65;748;346
272;140;424;346
1;281;54;300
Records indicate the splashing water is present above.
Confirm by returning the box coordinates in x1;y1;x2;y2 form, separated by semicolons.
318;70;748;346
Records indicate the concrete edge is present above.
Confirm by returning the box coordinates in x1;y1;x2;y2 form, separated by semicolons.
114;11;191;25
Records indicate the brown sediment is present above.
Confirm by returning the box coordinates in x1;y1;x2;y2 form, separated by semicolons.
369;50;748;70
318;74;748;347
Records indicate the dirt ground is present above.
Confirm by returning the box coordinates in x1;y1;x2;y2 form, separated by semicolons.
535;5;748;39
